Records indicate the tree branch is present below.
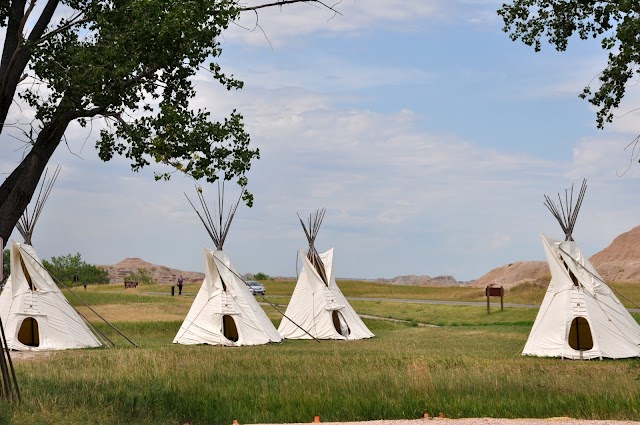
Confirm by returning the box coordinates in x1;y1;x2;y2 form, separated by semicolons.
33;13;88;45
28;0;61;42
239;0;342;16
17;0;37;40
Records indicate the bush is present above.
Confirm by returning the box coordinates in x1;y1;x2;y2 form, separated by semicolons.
43;253;110;286
253;272;270;280
123;268;155;285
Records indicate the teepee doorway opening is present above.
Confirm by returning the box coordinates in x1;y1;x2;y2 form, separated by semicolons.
332;311;350;337
568;317;593;351
17;317;40;347
222;315;239;342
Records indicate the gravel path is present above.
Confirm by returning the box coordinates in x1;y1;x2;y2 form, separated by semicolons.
249;418;640;425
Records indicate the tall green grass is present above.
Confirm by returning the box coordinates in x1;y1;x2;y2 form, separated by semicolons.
5;318;640;424
352;301;540;326
263;280;489;301
4;282;640;424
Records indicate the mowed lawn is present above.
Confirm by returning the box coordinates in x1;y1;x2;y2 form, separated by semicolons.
3;281;640;425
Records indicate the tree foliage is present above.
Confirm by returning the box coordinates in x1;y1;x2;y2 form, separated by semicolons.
253;271;271;280
123;268;155;285
498;1;640;129
0;0;334;245
25;0;253;182
42;252;110;285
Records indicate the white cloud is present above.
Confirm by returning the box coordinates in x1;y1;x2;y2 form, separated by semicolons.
228;0;448;46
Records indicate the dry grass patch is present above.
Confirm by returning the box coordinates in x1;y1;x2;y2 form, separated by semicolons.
77;303;189;322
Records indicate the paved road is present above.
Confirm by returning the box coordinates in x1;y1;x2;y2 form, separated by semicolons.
347;297;539;309
143;291;640;313
347;296;640;313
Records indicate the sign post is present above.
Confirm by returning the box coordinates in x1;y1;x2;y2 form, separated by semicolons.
485;285;504;314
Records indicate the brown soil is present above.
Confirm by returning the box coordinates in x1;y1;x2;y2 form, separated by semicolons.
590;225;640;281
472;261;549;289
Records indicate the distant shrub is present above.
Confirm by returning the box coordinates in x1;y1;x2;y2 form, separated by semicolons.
123;268;155;285
254;272;271;280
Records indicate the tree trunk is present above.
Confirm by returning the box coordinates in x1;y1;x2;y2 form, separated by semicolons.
0;0;27;131
0;0;60;133
0;117;70;245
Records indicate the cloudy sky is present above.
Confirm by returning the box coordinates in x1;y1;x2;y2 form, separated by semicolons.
2;0;640;281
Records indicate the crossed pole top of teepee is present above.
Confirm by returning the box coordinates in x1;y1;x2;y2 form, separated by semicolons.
298;208;329;286
544;179;587;242
185;181;244;251
16;165;61;246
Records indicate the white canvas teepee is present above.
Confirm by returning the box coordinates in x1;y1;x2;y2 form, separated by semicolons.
173;249;282;346
523;180;640;359
173;186;282;346
278;210;374;340
0;241;102;351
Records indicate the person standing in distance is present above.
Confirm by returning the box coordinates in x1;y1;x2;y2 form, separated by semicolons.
177;275;184;295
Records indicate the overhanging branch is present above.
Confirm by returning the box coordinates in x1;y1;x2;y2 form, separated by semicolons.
239;0;342;16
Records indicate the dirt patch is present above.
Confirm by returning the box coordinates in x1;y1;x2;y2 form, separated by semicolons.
7;350;54;362
76;303;188;323
249;418;640;425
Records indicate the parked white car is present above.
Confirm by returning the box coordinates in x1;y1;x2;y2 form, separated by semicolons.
245;280;265;296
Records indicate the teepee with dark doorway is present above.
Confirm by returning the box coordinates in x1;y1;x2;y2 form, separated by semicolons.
0;167;103;351
523;180;640;359
173;185;282;346
278;209;374;340
1;239;20;401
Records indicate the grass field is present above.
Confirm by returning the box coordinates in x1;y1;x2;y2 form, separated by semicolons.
2;281;640;425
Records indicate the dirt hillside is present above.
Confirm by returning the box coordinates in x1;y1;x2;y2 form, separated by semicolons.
590;224;640;281
98;258;204;285
471;261;549;289
383;275;462;286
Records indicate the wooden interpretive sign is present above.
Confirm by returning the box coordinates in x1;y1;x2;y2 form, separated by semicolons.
485;285;504;314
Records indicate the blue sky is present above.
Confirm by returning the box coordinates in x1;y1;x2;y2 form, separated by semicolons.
2;0;640;281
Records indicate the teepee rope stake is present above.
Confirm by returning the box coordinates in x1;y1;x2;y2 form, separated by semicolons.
57;282;138;348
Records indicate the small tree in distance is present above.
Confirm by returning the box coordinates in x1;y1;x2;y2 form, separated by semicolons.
253;272;271;281
123;268;155;285
43;253;110;286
